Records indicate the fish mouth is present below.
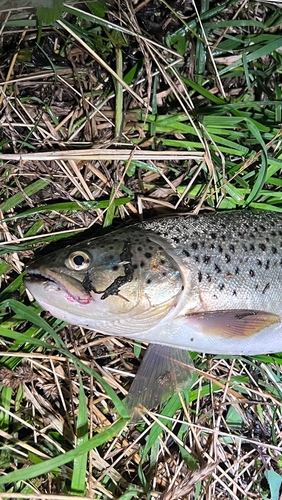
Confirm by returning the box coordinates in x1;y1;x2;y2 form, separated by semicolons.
26;269;92;305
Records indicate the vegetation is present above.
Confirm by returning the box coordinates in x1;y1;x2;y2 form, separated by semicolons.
0;0;282;498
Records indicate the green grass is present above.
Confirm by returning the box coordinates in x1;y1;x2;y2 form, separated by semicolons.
0;0;282;498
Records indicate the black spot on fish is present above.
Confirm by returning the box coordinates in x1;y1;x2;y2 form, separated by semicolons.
255;284;259;290
271;231;277;236
140;261;145;268
225;254;231;263
198;271;203;282
272;247;277;254
221;235;226;241
256;259;262;266
259;225;266;231
249;269;255;277
145;252;152;259
161;258;166;265
181;285;184;290
183;250;190;257
217;245;223;253
158;246;163;250
147;279;152;284
235;266;239;275
108;255;114;260
162;272;167;276
173;237;180;244
109;246;114;250
207;274;212;282
210;232;216;239
133;264;138;269
220;223;226;229
279;231;282;236
229;244;235;253
249;244;255;251
112;265;119;271
265;260;270;270
238;231;244;238
200;241;205;248
203;255;210;264
219;283;225;291
214;264;221;273
194;255;199;263
190;338;194;342
233;290;237;296
262;283;270;294
149;245;154;250
210;243;215;249
243;245;248;252
191;242;198;250
266;237;270;243
259;243;266;251
235;311;257;320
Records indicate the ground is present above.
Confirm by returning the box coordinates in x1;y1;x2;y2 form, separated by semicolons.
0;0;282;498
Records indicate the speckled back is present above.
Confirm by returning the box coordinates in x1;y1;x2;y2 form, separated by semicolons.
140;211;282;314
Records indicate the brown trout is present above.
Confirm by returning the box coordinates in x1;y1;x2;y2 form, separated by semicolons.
25;211;282;415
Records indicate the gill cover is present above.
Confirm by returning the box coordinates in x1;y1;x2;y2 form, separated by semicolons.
26;230;184;334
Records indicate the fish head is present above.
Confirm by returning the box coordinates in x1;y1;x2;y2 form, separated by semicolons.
25;230;184;335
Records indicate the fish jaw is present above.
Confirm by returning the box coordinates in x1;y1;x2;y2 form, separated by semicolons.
25;268;92;306
25;291;93;327
25;271;111;329
24;266;179;335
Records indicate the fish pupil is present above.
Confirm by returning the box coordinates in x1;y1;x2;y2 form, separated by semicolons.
73;255;85;266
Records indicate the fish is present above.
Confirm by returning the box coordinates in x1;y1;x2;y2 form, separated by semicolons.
25;210;282;417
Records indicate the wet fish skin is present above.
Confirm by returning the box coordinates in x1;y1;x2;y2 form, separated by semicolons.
25;226;184;334
25;210;282;417
25;211;282;356
141;210;282;315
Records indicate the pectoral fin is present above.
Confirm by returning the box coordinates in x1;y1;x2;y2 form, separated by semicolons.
184;309;280;339
126;343;194;421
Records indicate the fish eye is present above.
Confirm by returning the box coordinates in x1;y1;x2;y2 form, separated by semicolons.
66;251;91;271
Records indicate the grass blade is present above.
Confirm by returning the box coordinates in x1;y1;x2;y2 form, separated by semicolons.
0;179;49;214
0;419;127;486
0;198;132;223
0;299;64;348
71;370;88;495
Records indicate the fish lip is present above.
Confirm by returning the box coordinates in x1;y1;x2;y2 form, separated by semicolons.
26;269;61;286
26;269;91;305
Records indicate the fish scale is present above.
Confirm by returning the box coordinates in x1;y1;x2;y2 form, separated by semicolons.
25;210;282;416
141;211;282;314
25;210;282;356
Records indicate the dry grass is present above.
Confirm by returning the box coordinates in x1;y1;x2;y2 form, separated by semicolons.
0;0;282;498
